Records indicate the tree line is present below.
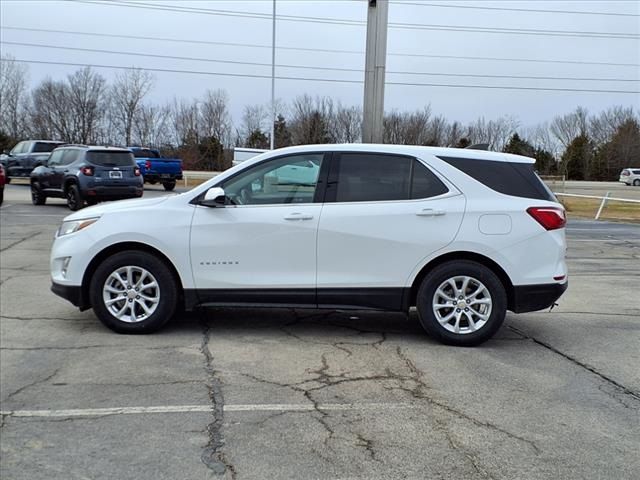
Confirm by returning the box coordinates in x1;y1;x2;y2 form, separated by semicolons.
1;55;638;178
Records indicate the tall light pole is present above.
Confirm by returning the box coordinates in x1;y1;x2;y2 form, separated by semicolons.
270;0;276;150
362;0;388;144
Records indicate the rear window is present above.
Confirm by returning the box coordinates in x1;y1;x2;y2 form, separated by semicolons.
86;151;135;167
33;142;61;153
131;149;160;159
438;156;556;201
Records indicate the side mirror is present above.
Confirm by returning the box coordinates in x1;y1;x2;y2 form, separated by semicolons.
200;187;226;207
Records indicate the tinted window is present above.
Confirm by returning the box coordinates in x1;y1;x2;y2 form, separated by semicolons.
86;151;135;167
33;142;60;153
223;154;323;205
61;149;80;165
47;150;65;166
438;156;555;201
633;170;640;174
334;153;411;202
131;149;160;159
411;161;448;199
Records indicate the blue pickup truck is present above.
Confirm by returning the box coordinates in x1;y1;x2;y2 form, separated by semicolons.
129;147;183;191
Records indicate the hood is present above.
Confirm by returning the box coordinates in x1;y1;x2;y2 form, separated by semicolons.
63;195;171;221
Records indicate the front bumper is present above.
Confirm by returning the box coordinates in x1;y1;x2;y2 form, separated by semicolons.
511;281;568;313
51;282;89;310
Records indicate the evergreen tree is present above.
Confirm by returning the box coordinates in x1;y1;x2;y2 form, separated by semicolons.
245;129;269;149
273;114;292;148
560;134;594;180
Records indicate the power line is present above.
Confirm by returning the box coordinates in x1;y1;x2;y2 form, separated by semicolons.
70;0;639;40
392;1;640;18
5;41;638;84
5;58;638;94
4;26;639;68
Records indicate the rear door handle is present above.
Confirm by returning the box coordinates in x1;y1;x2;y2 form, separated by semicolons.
284;213;314;221
416;208;446;217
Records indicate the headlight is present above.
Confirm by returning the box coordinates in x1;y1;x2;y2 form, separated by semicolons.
57;217;100;237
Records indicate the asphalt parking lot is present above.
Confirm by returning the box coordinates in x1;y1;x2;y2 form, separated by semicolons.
1;182;639;480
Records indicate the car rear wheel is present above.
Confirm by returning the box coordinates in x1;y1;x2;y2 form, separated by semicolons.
31;182;46;205
163;181;176;191
416;260;507;346
66;184;82;211
90;251;177;334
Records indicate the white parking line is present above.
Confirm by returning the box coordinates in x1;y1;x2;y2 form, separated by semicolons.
0;403;416;418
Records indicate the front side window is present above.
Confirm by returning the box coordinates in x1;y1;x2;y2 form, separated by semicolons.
61;149;80;165
222;154;323;205
47;150;65;166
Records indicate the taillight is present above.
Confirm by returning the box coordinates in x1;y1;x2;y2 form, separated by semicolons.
527;207;566;230
145;160;151;170
80;166;94;176
134;167;141;176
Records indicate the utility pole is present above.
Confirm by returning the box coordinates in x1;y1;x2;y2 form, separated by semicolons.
270;0;276;150
362;0;388;144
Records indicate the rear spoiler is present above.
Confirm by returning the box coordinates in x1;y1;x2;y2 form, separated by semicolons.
465;143;490;151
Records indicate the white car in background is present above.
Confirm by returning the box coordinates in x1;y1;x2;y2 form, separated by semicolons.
50;144;568;346
619;168;640;186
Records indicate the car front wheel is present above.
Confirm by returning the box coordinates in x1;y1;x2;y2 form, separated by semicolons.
31;182;46;205
634;179;640;186
416;260;507;346
89;251;177;334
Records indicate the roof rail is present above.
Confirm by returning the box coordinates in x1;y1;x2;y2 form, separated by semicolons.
465;143;490;151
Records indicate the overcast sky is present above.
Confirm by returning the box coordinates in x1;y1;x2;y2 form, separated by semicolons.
1;0;639;129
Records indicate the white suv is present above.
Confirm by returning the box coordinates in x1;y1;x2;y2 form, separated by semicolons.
50;144;568;346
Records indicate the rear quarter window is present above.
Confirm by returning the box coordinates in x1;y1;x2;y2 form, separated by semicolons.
86;151;135;167
438;156;555;201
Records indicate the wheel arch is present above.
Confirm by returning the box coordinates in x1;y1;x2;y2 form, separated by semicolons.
63;177;78;192
408;251;515;311
81;242;189;311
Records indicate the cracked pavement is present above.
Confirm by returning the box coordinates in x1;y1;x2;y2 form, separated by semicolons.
1;184;639;479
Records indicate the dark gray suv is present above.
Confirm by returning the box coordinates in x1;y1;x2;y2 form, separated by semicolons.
30;146;144;210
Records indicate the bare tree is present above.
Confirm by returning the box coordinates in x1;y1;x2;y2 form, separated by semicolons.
467;115;519;151
170;98;200;146
383;107;432;145
331;103;362;143
66;67;107;144
30;78;72;141
0;54;29;138
200;89;232;146
289;95;334;145
589;105;635;146
240;104;268;140
133;103;171;147
550;106;589;148
110;69;154;145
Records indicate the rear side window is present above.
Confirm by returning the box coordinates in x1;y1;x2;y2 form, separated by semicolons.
86;151;135;167
33;142;60;153
633;170;640;175
334;153;411;202
131;149;160;159
438;156;555;201
411;161;449;199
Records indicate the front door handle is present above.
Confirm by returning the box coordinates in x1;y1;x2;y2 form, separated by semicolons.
284;213;314;221
416;208;446;217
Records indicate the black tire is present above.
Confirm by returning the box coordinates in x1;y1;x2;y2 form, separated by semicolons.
86;198;99;206
66;184;83;211
416;260;507;347
89;250;178;334
162;181;176;191
31;182;46;205
634;179;640;186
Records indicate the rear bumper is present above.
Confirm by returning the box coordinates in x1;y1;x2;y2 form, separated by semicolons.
511;281;568;313
51;282;89;310
83;185;143;200
144;173;183;182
